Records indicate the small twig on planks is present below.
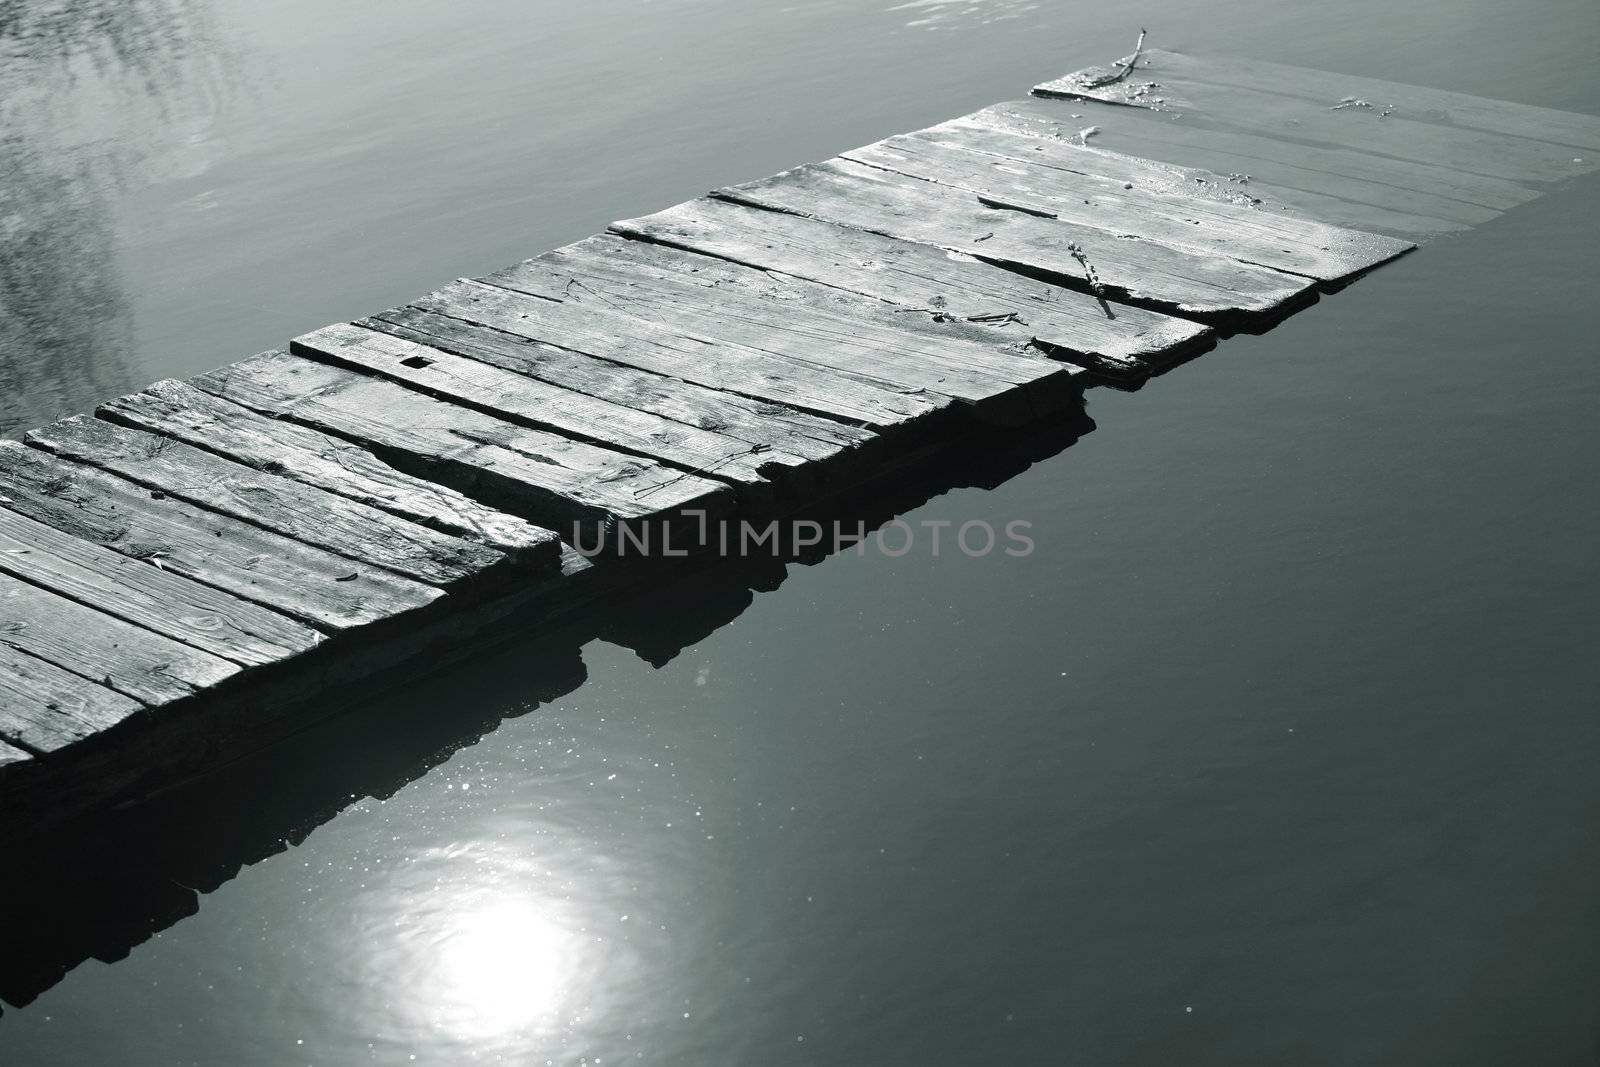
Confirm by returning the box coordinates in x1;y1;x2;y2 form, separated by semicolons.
1079;28;1148;89
965;311;1027;327
1066;242;1116;320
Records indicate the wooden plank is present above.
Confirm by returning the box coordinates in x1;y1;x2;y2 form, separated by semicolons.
190;351;735;540
841;130;1415;282
484;237;1082;424
911;118;1444;246
0;506;321;668
955;105;1500;237
0;571;239;707
715;158;1317;322
986;96;1537;213
0;441;440;634
405;279;951;430
0;644;143;754
609;195;1213;377
362;307;874;464
99;379;555;561
25;416;510;588
290;322;809;498
0;737;30;768
1080;48;1600;152
1034;50;1596;184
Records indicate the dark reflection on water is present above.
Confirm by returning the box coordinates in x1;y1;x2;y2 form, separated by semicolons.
0;0;232;435
0;414;1091;1021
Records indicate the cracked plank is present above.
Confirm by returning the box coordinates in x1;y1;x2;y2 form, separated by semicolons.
99;379;556;561
716;158;1316;322
0;441;440;633
610;195;1212;377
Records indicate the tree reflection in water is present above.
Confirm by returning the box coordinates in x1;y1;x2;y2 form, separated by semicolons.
0;0;232;435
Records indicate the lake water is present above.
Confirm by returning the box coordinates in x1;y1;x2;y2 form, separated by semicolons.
2;0;1598;1064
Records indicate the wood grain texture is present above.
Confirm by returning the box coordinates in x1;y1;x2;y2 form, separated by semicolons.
843;127;1414;281
988;95;1536;212
0;570;239;707
610;195;1212;377
291;322;808;497
0;441;440;633
1035;49;1598;184
1057;48;1600;151
407;279;951;430
956;104;1502;237
484;236;1081;424
190;350;734;538
0;644;143;754
25;416;508;588
715;158;1317;321
362;307;874;463
100;379;555;560
0;506;321;667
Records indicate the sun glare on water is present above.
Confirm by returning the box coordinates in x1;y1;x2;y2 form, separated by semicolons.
431;897;579;1038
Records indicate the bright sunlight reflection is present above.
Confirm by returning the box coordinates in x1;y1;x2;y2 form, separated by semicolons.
434;898;578;1038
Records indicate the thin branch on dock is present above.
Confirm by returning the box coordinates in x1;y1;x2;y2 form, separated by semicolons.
1066;242;1116;320
1078;28;1148;89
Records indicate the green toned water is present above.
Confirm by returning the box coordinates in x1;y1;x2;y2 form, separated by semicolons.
1;1;1598;1063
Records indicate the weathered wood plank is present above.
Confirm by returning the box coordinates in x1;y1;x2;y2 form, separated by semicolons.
0;737;30;768
190;351;734;539
484;237;1081;424
99;379;555;560
1035;50;1597;184
362;307;874;463
0;441;440;633
0;506;321;668
0;644;143;754
609;195;1212;377
715;158;1317;322
406;279;951;430
846;127;1415;282
25;417;510;588
986;96;1537;213
1077;48;1600;152
0;571;240;707
954;105;1499;237
290;322;808;498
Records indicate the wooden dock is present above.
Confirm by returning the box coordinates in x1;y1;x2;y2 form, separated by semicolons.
2;46;1596;840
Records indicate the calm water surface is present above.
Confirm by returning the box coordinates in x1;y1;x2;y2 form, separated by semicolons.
1;1;1598;1064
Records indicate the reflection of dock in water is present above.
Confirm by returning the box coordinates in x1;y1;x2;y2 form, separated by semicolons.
0;0;229;437
2;43;1597;869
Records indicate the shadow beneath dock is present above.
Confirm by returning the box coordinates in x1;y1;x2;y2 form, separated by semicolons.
0;404;1092;1011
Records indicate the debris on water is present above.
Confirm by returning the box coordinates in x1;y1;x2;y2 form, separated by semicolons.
1071;27;1148;89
